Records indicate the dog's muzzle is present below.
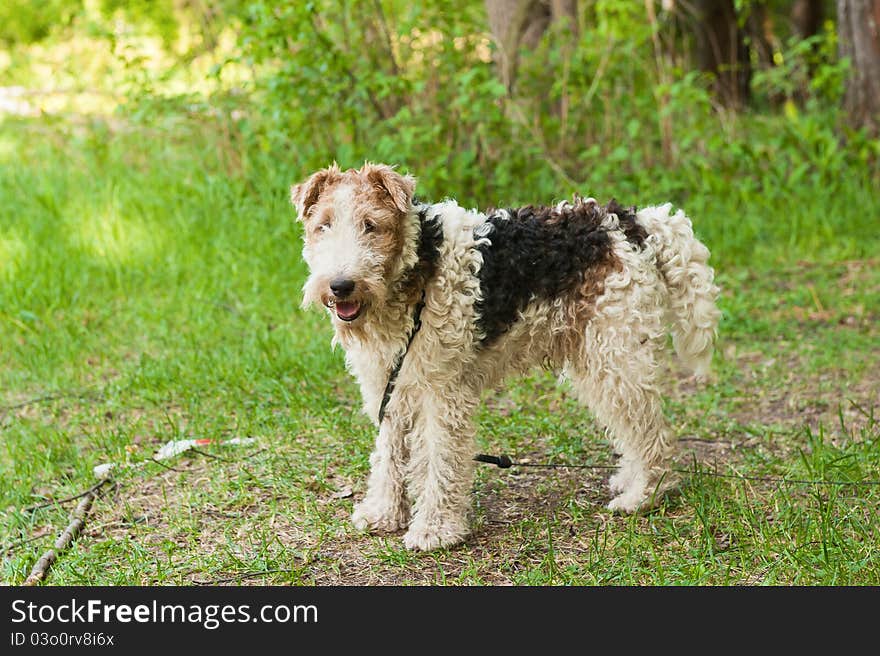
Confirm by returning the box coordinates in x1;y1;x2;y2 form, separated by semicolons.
327;298;363;322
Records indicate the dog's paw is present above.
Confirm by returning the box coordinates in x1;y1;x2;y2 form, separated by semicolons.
606;488;649;514
607;469;678;513
608;465;636;495
402;518;468;551
351;499;409;533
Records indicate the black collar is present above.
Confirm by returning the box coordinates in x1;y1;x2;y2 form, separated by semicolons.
375;207;441;424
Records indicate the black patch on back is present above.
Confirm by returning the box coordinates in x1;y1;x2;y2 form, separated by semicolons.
606;199;647;249
474;199;642;345
399;207;443;294
417;208;443;277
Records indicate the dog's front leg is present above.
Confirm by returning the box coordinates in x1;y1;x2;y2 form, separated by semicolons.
403;400;475;551
351;417;410;533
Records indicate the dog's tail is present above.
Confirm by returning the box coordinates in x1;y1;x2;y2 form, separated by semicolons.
637;204;721;377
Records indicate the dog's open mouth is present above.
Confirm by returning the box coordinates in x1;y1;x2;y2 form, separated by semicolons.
329;300;363;322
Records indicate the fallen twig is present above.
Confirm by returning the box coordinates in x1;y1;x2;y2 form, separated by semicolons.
0;389;103;415
192;569;296;585
191;446;267;463
148;457;188;473
23;490;99;586
678;436;737;445
22;479;113;513
190;447;231;462
2;530;54;554
93;437;258;477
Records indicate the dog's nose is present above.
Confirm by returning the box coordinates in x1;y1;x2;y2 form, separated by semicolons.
330;277;356;298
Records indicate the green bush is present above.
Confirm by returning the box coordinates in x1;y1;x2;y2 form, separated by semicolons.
0;0;82;45
218;0;878;266
5;0;875;266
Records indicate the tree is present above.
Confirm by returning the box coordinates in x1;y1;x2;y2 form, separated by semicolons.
792;0;824;39
693;0;751;109
746;1;776;70
837;0;880;134
485;0;577;94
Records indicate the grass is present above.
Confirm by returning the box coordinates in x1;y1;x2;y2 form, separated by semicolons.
1;114;878;585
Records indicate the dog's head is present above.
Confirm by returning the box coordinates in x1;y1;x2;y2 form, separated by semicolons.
291;162;417;326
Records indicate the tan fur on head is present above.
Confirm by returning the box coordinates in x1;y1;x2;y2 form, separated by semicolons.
290;162;417;220
361;162;416;214
290;163;342;219
291;163;421;332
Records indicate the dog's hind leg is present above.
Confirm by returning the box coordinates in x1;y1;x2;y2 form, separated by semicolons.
402;387;477;551
567;334;677;512
566;269;678;512
351;417;411;533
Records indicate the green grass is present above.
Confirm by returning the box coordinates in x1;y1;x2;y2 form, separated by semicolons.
1;116;879;585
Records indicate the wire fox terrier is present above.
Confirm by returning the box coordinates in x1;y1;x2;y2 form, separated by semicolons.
291;163;720;551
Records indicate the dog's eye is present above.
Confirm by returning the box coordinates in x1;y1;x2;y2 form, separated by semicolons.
363;220;377;234
317;222;332;233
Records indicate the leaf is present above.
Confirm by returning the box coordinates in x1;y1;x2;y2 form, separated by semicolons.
330;486;353;499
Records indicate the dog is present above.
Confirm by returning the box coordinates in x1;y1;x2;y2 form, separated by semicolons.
291;162;720;551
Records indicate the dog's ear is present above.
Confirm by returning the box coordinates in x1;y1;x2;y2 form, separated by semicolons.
290;164;341;220
362;163;416;214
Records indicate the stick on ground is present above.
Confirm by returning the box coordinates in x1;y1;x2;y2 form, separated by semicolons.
22;478;111;513
23;490;98;586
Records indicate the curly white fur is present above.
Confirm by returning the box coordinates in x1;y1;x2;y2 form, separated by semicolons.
292;164;720;551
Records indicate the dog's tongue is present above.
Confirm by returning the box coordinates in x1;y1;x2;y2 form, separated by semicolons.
335;301;360;320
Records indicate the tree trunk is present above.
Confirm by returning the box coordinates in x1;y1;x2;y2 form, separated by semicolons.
485;0;577;94
747;1;775;70
792;0;824;82
792;0;824;39
837;0;880;134
693;0;751;108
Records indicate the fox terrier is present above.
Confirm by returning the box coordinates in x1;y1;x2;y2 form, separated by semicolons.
291;162;720;551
